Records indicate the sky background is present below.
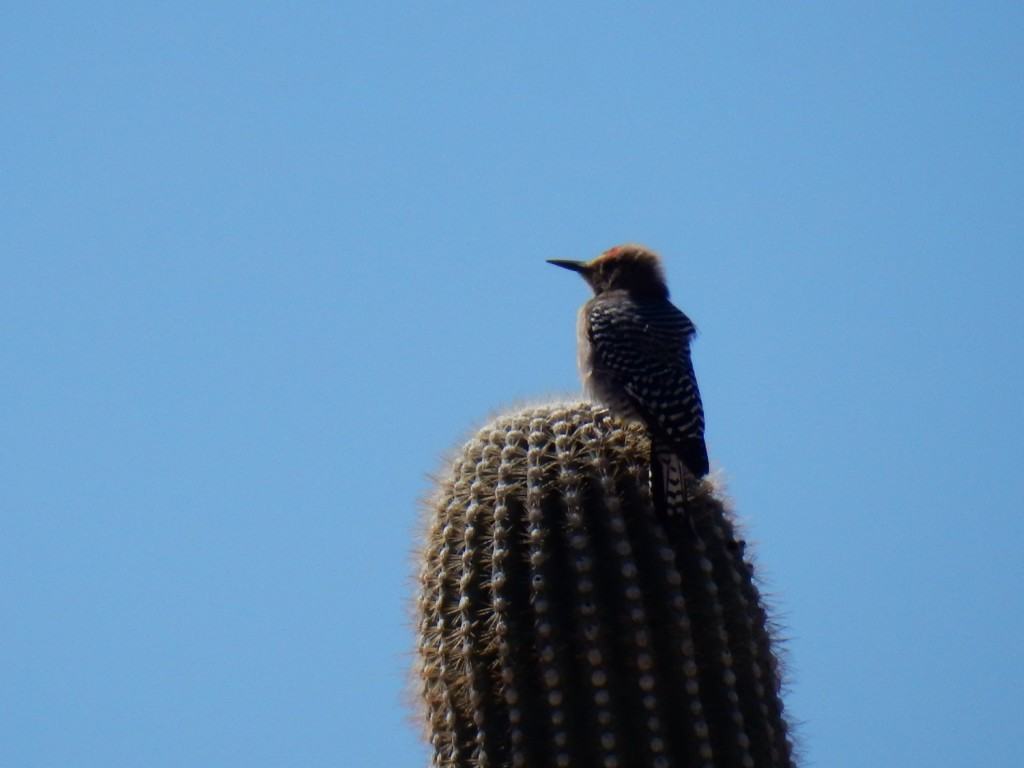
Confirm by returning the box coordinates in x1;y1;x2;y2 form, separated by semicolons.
2;3;1022;767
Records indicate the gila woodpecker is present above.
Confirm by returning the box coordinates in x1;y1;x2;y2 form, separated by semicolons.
548;244;709;514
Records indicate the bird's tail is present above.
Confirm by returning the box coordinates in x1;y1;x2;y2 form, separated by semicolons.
651;441;692;516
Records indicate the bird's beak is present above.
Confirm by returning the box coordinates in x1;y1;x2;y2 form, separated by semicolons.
546;259;590;274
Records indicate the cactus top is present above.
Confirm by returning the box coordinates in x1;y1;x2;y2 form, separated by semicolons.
417;401;794;768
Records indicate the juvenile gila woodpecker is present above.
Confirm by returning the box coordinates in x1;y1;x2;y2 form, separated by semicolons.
548;244;708;513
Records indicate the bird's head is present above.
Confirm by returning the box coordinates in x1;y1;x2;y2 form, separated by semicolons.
548;244;669;299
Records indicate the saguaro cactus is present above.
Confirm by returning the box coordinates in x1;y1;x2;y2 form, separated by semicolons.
416;403;793;768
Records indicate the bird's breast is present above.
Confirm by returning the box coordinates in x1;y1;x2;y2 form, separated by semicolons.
575;305;594;391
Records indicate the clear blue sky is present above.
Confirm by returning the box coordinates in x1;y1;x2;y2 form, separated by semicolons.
2;4;1021;767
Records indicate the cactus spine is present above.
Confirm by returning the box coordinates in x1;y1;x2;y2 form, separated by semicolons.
417;403;793;768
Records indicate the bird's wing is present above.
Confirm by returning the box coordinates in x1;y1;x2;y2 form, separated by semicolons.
587;297;708;473
588;296;695;363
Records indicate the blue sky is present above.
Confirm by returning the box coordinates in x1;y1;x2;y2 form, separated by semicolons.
2;3;1022;766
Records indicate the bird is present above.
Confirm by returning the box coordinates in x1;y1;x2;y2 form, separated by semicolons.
548;244;708;514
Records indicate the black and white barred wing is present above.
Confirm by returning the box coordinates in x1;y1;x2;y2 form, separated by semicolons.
587;297;709;477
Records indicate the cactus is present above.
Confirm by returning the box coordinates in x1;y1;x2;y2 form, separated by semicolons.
416;402;793;768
